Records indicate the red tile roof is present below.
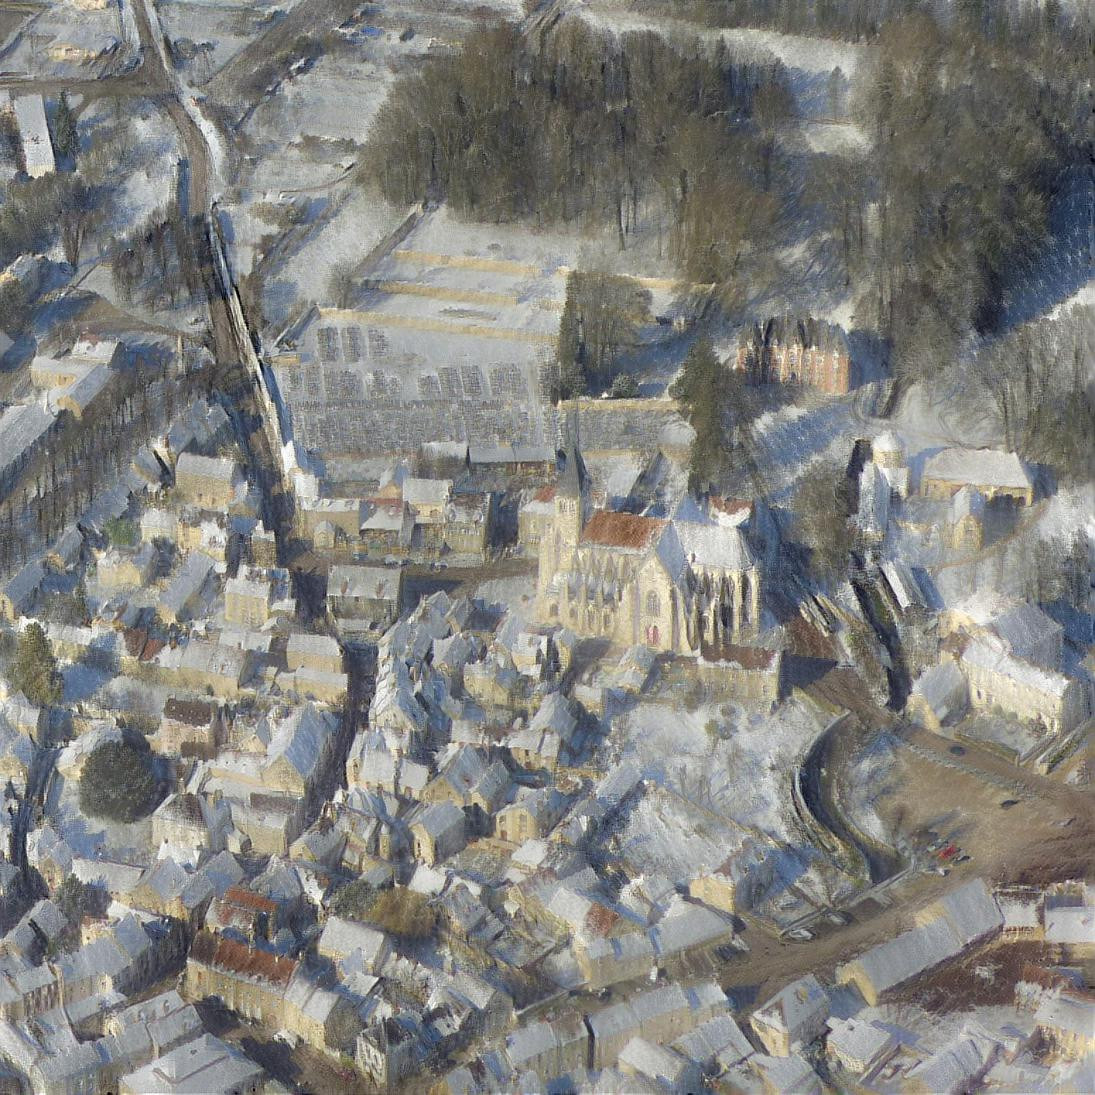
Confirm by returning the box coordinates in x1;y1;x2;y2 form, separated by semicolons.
221;885;279;915
710;496;753;518
581;511;665;551
189;931;297;988
533;486;557;503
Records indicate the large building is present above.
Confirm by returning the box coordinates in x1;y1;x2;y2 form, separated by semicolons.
733;316;852;395
536;428;761;655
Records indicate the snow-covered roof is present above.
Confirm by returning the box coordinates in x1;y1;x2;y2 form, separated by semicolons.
961;637;1072;700
752;974;829;1038
923;447;1032;490
674;520;754;571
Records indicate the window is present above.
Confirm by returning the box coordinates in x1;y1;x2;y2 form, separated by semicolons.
645;591;660;617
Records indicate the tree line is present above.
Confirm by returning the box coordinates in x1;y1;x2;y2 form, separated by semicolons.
853;11;1086;394
366;21;793;292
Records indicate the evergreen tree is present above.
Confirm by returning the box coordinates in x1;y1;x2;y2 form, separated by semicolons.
54;92;78;162
11;622;62;709
670;338;731;494
78;740;157;823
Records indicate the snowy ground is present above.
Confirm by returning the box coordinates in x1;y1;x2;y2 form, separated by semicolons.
608;696;825;878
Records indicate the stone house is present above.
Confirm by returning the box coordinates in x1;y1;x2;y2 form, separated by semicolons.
518;485;557;552
286;632;343;676
225;567;290;629
442;494;492;560
410;802;466;866
504;1014;589;1080
494;787;569;844
327;564;403;630
1035;994;1095;1060
750;974;830;1056
945;485;986;550
356;1016;421;1093
957;637;1086;735
158;697;224;756
905;661;969;732
96;544;158;591
185;932;308;1030
174;452;244;510
694;644;782;706
151;792;232;866
359;500;414;558
920;447;1034;505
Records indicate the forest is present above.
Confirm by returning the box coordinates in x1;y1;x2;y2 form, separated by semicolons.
367;22;792;290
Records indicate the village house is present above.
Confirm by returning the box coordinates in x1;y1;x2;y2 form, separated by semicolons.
734;315;852;394
95;544;158;591
920;447;1034;505
225;566;292;628
695;644;782;706
750;974;830;1056
943;592;1064;670
158;697;224;756
356;1015;423;1093
286;632;343;676
317;916;391;969
160;640;253;699
174;452;244;510
905;660;969;732
410;802;467;866
158;552;216;625
955;636;1086;735
151;792;233;867
442;494;493;560
327;564;403;630
825;1016;898;1079
946;485;988;550
359;499;415;558
504;1014;589;1081
1034;993;1095;1060
118;1033;267;1095
495;787;569;844
837;879;1002;1005
184;931;296;1027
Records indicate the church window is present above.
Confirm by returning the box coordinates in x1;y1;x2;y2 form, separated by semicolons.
645;591;660;617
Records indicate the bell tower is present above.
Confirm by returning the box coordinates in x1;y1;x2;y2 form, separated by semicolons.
555;409;589;548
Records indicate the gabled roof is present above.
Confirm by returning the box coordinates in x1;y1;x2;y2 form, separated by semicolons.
581;511;666;551
923;447;1032;490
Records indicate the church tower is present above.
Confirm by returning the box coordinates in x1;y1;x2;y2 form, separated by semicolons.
554;409;589;548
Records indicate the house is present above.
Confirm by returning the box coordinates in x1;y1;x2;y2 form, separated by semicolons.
174;453;243;510
958;636;1086;735
404;477;451;524
96;544;157;591
151;793;232;867
442;494;492;560
410;802;466;866
225;567;292;628
168;640;252;699
359;500;414;557
158;698;223;756
1034;993;1095;1059
503;1015;589;1081
921;447;1034;505
734;315;852;394
837;880;1002;1005
871;431;908;496
946;485;987;550
695;644;782;706
903;1025;1001;1095
0;558;47;621
944;592;1064;670
327;564;403;630
751;975;829;1056
1043;883;1095;954
356;1015;423;1093
206;884;281;944
184;931;296;1024
12;95;55;177
495;787;569;844
317;916;391;969
905;661;969;731
118;1033;266;1095
158;552;216;625
56;362;114;420
688;840;775;916
825;1016;896;1078
286;632;343;676
618;1037;699;1092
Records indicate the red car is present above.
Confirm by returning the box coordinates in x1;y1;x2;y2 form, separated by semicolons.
938;843;959;861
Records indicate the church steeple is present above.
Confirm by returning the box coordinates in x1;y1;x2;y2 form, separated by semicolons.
555;409;589;547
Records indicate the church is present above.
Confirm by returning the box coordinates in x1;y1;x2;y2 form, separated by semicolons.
536;429;762;655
